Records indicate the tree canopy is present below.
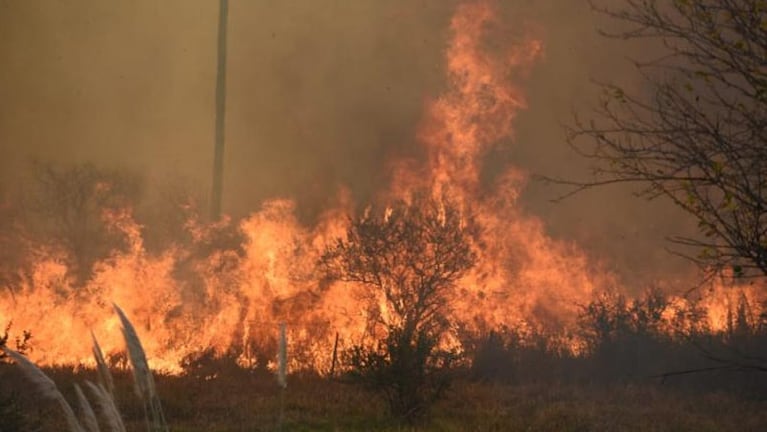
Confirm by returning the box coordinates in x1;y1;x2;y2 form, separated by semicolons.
558;0;767;278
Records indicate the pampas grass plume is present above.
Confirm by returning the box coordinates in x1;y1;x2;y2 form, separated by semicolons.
84;380;127;432
1;346;84;432
91;331;115;399
74;383;99;432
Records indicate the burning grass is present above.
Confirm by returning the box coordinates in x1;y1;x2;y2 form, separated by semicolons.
4;289;767;430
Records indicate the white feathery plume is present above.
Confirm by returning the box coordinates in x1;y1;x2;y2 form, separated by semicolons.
73;383;100;432
91;331;115;399
1;346;84;432
113;304;154;400
113;303;168;432
84;380;127;432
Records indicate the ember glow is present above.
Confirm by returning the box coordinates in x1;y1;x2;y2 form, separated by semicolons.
0;0;763;373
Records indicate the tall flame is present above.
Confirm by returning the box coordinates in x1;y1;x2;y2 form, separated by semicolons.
391;0;609;334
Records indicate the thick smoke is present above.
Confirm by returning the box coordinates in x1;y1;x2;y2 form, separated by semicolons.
0;0;695;291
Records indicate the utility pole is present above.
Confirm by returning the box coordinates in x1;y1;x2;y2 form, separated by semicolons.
211;0;228;220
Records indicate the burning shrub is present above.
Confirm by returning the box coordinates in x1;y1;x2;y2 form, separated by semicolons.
321;195;477;423
0;321;31;362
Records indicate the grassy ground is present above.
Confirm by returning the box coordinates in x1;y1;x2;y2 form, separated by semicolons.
5;366;767;431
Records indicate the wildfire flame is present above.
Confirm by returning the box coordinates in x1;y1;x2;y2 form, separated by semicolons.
0;0;763;373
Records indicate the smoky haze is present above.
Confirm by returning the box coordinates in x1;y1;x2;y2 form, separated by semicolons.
0;0;695;291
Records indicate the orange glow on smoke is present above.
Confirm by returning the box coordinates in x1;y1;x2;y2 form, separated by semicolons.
0;0;763;373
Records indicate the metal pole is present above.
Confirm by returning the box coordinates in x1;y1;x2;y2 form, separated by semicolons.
211;0;228;220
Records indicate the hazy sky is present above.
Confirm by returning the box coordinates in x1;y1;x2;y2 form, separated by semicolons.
0;0;697;290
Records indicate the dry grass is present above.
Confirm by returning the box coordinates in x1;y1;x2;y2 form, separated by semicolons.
7;367;766;431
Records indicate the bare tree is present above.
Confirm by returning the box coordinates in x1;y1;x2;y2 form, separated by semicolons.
321;195;476;422
553;1;767;278
20;161;143;285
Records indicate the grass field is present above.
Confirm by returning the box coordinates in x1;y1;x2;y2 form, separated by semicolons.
4;365;767;431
